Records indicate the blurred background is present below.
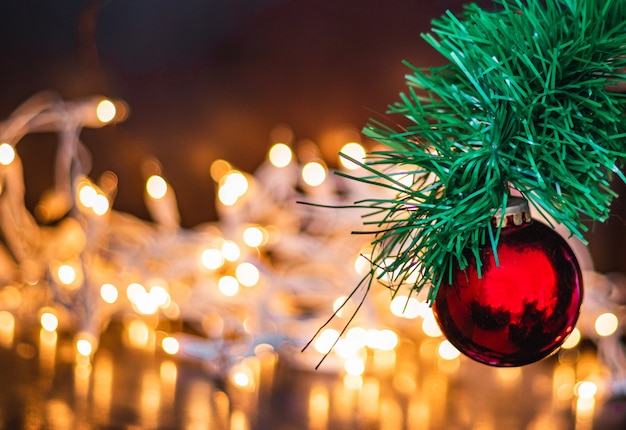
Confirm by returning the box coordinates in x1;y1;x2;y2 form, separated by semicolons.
1;1;626;429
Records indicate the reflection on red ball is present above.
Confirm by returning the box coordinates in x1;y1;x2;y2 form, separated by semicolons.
433;220;583;367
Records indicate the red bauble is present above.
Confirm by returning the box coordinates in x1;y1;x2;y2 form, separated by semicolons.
433;197;583;367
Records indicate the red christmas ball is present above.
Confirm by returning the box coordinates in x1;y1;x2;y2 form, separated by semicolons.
432;197;583;367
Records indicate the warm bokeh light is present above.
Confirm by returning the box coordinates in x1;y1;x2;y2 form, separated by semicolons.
78;183;97;208
221;240;241;262
354;253;371;276
242;226;266;247
333;296;347;317
200;248;225;270
218;276;240;297
149;285;171;307
366;329;398;351
0;143;16;166
57;264;77;285
210;159;232;182
146;175;168;199
390;295;421;319
76;338;93;357
422;312;443;337
268;143;293;168
235;262;260;287
301;161;326;186
595;312;618;337
346;327;368;350
126;283;146;303
100;283;119;304
127;320;151;349
40;312;59;332
438;340;460;360
344;357;366;376
575;381;598;399
162;337;180;355
561;328;581;349
219;171;249;206
92;194;110;216
339;142;366;170
96;99;116;123
314;329;340;354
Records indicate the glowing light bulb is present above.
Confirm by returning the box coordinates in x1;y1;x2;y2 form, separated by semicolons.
438;340;461;360
333;296;347;317
126;283;146;303
76;339;93;357
224;171;248;195
595;312;618;337
339;142;366;170
242;226;266;247
210;159;232;182
146;175;168;199
232;371;251;388
422;312;443;337
0;143;16;166
346;327;368;350
40;312;59;332
96;99;116;123
133;290;159;315
575;381;598;399
372;329;398;351
149;286;170;308
162;337;180;355
57;264;77;285
390;295;421;319
235;262;260;287
221;241;241;262
201;248;224;270
344;357;365;376
354;253;371;276
92;194;110;215
79;184;97;208
218;276;240;297
561;328;581;349
595;312;619;337
100;283;119;304
268;143;293;167
301;161;326;186
314;329;340;354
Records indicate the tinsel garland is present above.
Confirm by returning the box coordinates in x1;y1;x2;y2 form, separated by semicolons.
340;0;626;303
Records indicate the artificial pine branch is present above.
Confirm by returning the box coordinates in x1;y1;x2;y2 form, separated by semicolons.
349;0;626;302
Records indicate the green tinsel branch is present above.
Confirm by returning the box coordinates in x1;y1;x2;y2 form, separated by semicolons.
345;0;626;303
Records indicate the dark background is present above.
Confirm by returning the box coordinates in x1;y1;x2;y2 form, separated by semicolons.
0;0;625;273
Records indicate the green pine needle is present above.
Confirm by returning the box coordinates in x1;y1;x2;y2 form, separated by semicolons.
348;0;626;302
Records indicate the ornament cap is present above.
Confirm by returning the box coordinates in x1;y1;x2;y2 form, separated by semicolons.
493;196;531;226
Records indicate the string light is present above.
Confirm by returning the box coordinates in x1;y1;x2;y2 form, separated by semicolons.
0;92;623;402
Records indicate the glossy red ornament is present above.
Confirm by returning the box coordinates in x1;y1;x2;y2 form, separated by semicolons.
433;197;583;367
